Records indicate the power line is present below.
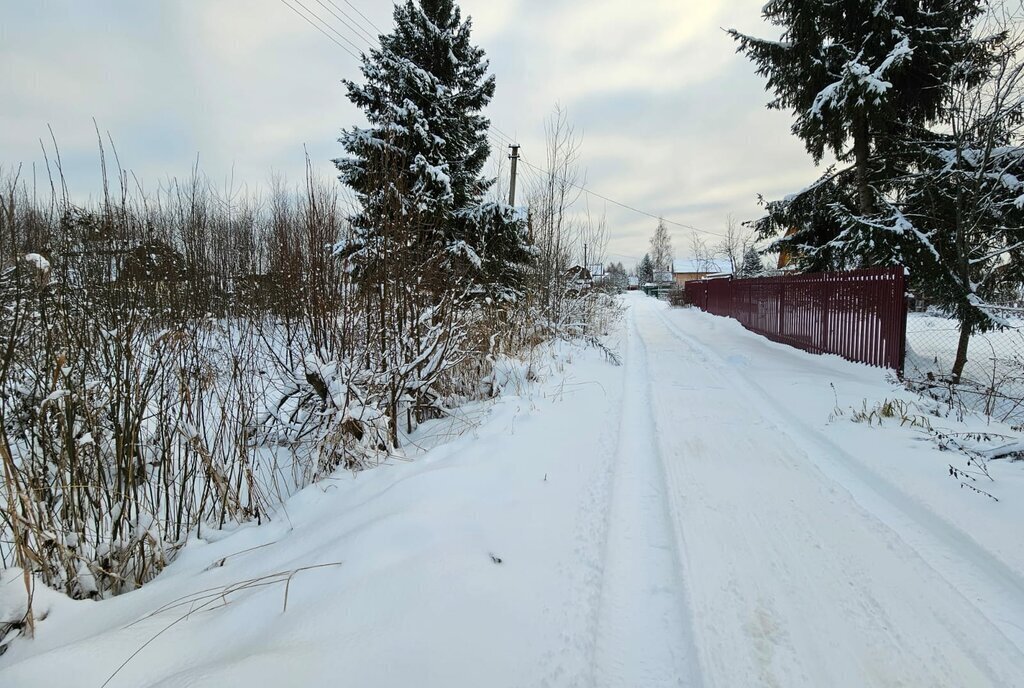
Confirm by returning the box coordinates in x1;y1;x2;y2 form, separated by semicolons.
316;0;380;48
488;127;510;145
282;0;724;240
278;0;361;59
487;125;723;238
340;0;383;34
487;132;545;190
290;0;366;55
490;124;518;146
301;0;382;52
515;156;727;238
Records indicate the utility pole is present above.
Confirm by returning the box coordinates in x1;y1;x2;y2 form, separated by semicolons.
508;144;521;206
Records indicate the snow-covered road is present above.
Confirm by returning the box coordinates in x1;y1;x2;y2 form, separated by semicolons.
627;294;1024;687
3;293;1024;687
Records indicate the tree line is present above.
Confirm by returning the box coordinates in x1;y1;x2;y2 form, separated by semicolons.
633;215;765;285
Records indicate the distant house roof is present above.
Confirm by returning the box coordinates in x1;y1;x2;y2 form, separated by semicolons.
673;258;732;275
564;265;593;282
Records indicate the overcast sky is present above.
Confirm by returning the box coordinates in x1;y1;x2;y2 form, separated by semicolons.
0;0;826;268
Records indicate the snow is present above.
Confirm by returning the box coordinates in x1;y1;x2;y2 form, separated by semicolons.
22;253;49;272
871;37;913;85
672;258;731;275
810;78;844;117
413;153;453;197
3;294;1024;686
809;38;913;117
627;298;1024;685
446;239;483;269
905;311;1024;422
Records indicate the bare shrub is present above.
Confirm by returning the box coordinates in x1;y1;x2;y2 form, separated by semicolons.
0;121;621;644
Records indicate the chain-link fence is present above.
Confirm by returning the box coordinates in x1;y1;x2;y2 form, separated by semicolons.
904;307;1024;427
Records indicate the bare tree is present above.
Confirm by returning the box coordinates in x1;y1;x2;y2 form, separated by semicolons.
489;143;509;206
716;213;754;273
528;104;585;317
581;204;609;270
689;232;717;273
649;218;674;273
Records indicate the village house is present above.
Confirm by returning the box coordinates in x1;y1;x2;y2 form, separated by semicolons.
564;265;593;293
672;258;732;287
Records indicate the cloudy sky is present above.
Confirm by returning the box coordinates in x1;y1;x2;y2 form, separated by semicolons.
1;0;826;268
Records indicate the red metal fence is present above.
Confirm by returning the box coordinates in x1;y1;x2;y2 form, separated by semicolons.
684;267;908;374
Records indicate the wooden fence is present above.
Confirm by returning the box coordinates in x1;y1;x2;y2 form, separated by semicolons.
684;267;908;374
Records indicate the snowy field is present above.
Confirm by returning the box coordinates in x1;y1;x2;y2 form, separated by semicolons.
2;294;1024;686
905;311;1024;424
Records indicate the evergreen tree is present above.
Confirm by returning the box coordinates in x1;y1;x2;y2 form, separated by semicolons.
604;261;628;291
739;247;764;277
843;28;1024;380
730;0;989;217
464;201;534;300
335;0;530;297
637;254;655;284
873;135;1024;379
735;1;1017;380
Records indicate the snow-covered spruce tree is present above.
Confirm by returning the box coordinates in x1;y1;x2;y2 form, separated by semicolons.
838;24;1024;381
730;0;991;259
739;246;764;277
464;201;534;301
636;254;654;284
333;0;531;444
335;0;530;298
751;166;862;272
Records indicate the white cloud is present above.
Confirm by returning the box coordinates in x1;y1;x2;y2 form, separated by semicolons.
0;0;825;267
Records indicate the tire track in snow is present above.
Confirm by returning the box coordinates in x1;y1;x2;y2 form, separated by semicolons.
537;347;630;688
635;297;1024;686
651;301;1024;654
589;305;703;688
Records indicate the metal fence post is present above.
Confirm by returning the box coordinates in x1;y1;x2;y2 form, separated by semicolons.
896;268;908;377
778;281;786;338
820;278;830;355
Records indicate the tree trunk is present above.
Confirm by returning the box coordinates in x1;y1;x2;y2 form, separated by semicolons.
951;171;972;386
853;115;874;217
951;319;971;383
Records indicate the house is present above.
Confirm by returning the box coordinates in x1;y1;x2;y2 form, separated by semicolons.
777;227;800;270
672;258;732;287
653;269;675;285
627;275;640;291
564;265;593;293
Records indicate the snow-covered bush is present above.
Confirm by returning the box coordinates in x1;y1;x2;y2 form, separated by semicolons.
0;0;624;643
0;164;353;611
0;152;618;616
